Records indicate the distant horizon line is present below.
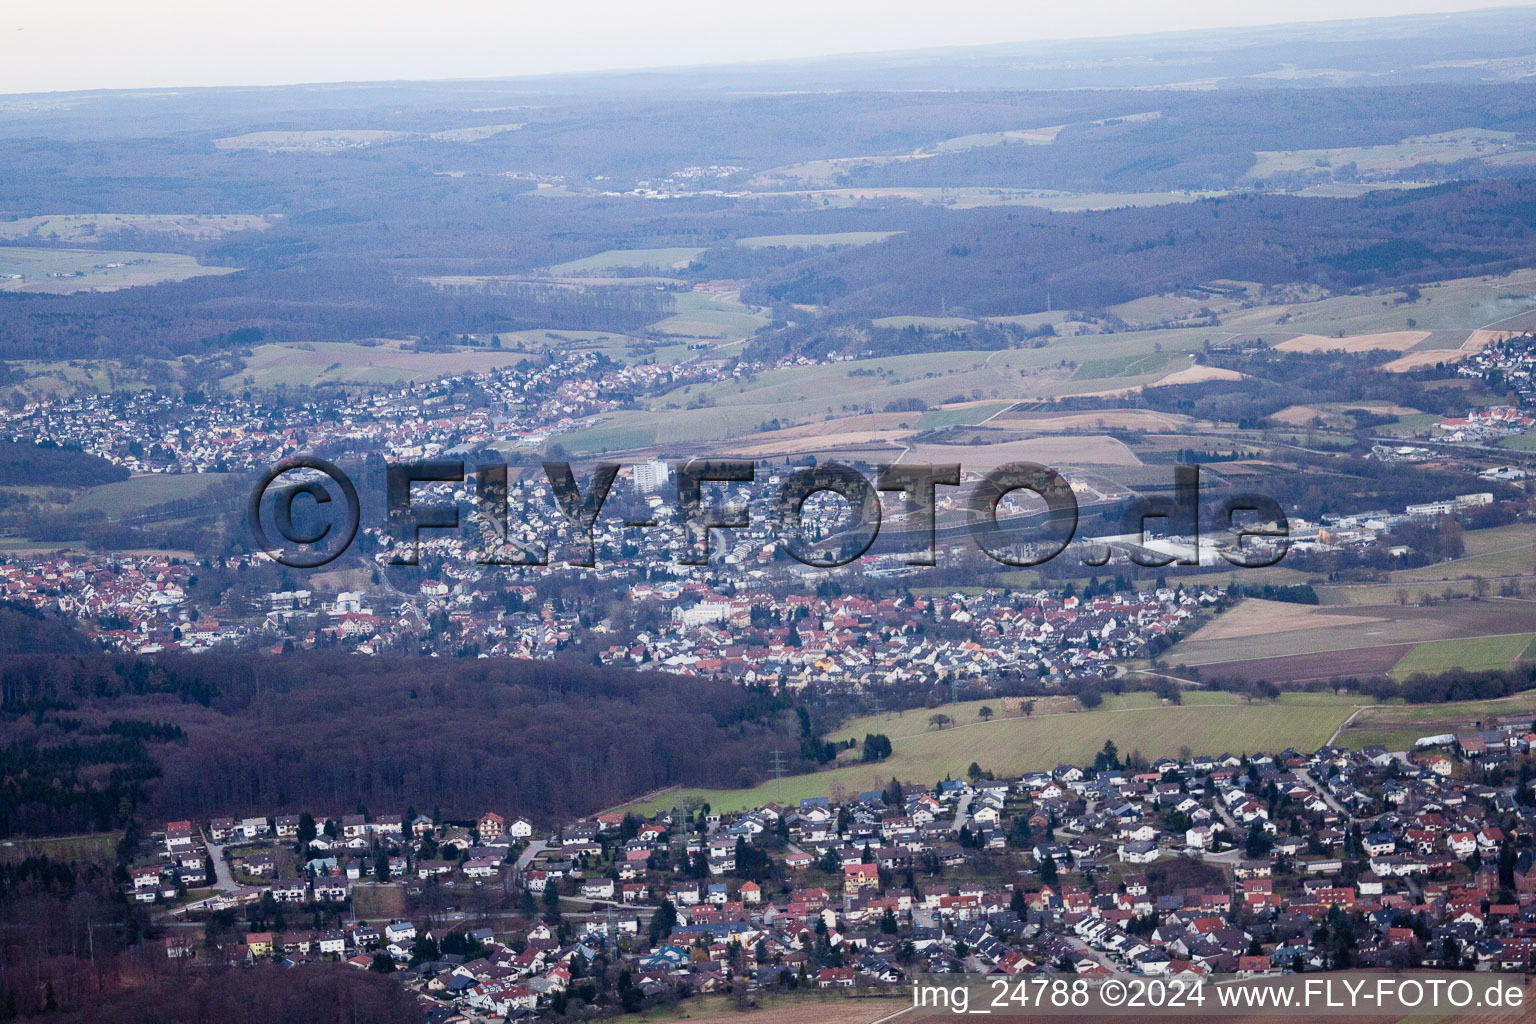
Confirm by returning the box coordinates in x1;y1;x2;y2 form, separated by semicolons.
3;3;1534;100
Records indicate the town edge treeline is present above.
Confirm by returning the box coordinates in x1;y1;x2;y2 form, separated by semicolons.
0;632;815;836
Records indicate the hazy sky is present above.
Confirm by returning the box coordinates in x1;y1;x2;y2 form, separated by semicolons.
3;0;1531;94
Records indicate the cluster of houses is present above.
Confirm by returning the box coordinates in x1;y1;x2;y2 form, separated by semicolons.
1281;490;1499;557
1458;332;1536;408
605;164;749;199
0;341;785;476
592;584;1213;686
9;467;1522;673
1435;406;1536;445
134;810;537;910
130;819;211;901
0;553;194;648
0;534;1222;684
148;728;1536;1020
10;485;1528;678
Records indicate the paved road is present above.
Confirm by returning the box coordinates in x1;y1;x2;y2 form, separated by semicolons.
564;895;644;912
1302;768;1357;820
166;832;246;916
514;840;547;872
952;792;975;833
1211;794;1245;841
1065;934;1116;971
509;839;640;910
201;829;239;892
1199;848;1247;865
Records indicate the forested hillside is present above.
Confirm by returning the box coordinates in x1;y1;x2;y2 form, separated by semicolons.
745;180;1536;331
0;634;813;835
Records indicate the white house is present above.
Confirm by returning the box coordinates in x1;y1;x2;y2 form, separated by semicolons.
1118;840;1160;864
463;857;501;878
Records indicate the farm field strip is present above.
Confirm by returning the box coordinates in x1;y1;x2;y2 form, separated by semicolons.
220;341;538;389
1340;690;1536;752
0;245;233;293
0;213;275;241
0;831;121;864
1165;600;1536;668
915;402;1014;428
1389;632;1536;680
624;698;1354;816
544;247;706;275
737;231;901;248
70;473;231;517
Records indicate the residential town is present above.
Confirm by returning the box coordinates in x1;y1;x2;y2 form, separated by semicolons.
0;544;1213;682
0;473;1508;675
1459;332;1536;409
0;343;816;475
134;726;1536;1021
13;11;1536;1023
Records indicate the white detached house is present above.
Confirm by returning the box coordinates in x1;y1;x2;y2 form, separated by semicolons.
384;921;416;945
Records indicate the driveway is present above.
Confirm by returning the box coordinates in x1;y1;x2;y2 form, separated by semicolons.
514;839;547;872
201;829;239;892
952;792;974;833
